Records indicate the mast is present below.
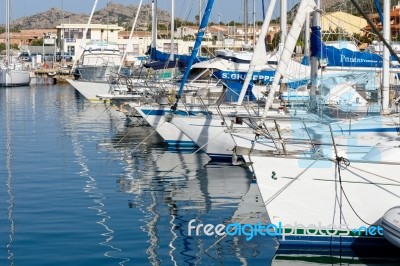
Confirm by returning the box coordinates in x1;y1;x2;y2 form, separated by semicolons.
151;0;158;61
253;0;256;50
261;0;316;117
279;0;287;51
244;0;249;46
6;0;10;64
118;0;143;73
237;0;277;105
262;0;266;19
309;0;320;111
170;0;175;62
171;0;215;111
303;12;310;64
71;0;99;72
199;0;202;56
382;0;390;113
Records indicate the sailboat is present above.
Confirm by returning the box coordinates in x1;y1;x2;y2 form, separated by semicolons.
230;0;400;248
0;0;31;87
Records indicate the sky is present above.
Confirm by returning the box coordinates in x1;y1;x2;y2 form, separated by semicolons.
4;0;298;24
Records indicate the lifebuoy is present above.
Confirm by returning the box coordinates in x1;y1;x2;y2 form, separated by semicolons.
44;63;49;69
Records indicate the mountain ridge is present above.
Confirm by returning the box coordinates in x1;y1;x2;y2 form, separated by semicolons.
9;2;170;30
7;0;390;30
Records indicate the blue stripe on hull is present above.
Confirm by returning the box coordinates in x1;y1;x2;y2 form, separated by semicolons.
279;235;392;248
141;109;209;116
165;140;197;147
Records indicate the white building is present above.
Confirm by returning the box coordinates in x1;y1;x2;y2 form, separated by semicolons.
56;23;124;61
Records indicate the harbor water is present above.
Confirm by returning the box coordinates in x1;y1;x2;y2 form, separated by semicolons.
1;84;400;265
0;84;276;265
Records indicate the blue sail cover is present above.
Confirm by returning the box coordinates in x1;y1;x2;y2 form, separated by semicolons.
311;26;323;58
144;50;209;70
154;50;209;64
323;45;386;68
311;25;399;68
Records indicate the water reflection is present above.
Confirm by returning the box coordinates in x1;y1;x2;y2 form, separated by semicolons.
5;88;15;266
65;99;130;265
105;122;274;265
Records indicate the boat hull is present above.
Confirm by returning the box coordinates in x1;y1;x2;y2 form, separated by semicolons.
246;153;400;247
66;79;111;102
0;69;31;87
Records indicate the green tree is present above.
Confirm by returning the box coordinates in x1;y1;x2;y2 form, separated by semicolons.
30;38;44;46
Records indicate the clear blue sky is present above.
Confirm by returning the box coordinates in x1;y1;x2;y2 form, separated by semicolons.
4;0;298;24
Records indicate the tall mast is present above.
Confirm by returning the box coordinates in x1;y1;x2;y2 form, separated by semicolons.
199;0;202;56
309;0;320;111
253;0;256;49
304;12;310;61
118;0;143;73
279;0;287;50
71;0;99;72
244;0;249;45
382;0;390;113
170;0;175;62
6;0;10;64
151;0;158;61
237;0;277;105
171;0;215;110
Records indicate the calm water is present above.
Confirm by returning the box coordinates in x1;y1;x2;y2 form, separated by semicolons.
1;85;399;266
0;84;277;265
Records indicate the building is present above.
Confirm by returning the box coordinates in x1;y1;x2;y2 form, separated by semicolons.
2;21;281;62
56;23;124;59
0;29;57;47
363;3;400;39
320;11;368;35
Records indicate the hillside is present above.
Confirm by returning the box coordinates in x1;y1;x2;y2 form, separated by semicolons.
10;2;170;30
8;0;395;30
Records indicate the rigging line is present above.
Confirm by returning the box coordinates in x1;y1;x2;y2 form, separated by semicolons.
336;159;373;226
320;15;368;44
346;163;400;184
130;120;166;152
150;127;226;180
116;106;156;145
262;159;319;206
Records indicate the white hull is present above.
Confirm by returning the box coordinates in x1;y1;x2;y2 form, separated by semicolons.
66;79;111;102
133;104;255;148
171;116;240;160
134;106;196;147
245;142;400;247
0;69;31;87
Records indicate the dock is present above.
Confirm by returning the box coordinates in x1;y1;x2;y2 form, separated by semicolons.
31;67;73;84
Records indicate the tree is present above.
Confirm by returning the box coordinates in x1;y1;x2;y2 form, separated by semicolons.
30;38;44;46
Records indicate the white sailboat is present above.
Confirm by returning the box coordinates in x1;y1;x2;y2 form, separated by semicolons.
0;0;30;87
232;0;400;248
